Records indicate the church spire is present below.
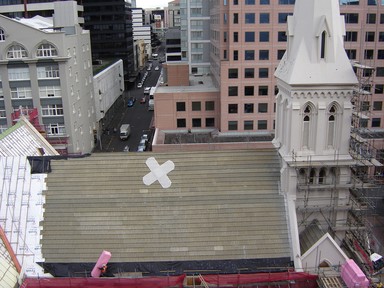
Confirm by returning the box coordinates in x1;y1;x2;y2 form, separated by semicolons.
275;0;357;86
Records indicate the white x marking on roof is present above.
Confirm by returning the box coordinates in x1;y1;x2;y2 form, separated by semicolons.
143;157;175;188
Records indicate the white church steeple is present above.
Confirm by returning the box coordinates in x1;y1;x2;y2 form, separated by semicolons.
275;0;357;86
274;0;358;159
273;0;358;271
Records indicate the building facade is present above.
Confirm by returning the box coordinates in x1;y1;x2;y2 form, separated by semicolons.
208;0;384;135
168;0;181;28
0;2;96;155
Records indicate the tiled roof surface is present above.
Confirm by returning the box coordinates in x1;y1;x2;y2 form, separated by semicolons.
42;149;291;263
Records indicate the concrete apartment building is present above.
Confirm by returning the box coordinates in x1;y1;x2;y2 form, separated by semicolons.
0;1;96;155
0;0;84;20
156;0;384;142
168;0;181;28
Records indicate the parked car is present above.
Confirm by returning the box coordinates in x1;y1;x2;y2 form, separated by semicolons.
141;134;148;141
137;139;147;152
127;97;136;107
137;134;149;152
144;87;151;94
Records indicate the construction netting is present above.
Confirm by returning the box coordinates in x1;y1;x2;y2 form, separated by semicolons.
20;274;185;288
201;271;318;287
21;271;318;288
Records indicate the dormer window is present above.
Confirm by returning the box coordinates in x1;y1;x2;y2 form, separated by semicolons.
7;44;27;59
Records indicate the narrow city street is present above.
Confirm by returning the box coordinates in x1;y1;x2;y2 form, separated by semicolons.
96;57;163;153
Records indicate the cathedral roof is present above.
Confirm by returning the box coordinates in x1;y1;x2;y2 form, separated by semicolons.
41;150;291;273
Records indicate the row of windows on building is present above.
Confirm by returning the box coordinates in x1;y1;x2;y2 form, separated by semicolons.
0;86;62;99
297;167;338;186
225;0;381;6
0;104;63;118
0;85;88;102
0;31;90;58
223;30;384;45
176;117;270;130
0;42;58;58
175;100;273;114
228;12;384;26
224;0;296;5
0;122;65;135
2;65;91;85
227;65;384;80
223;31;284;43
224;49;285;61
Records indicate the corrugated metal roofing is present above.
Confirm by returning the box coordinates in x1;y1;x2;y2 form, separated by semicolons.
0;156;50;278
0;117;59;156
0;240;19;288
41;149;291;264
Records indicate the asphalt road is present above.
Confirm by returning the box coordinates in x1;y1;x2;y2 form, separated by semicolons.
98;58;163;153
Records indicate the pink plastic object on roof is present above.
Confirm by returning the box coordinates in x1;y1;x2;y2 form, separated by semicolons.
91;250;111;278
341;259;369;288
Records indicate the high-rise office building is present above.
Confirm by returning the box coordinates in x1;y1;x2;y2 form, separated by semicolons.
164;0;384;135
82;0;135;86
180;0;211;74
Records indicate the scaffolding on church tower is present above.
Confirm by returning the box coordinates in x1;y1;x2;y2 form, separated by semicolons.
344;61;384;276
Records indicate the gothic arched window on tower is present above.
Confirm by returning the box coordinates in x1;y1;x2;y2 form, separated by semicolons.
319;168;326;184
327;104;338;148
309;168;316;184
298;168;307;185
302;104;314;150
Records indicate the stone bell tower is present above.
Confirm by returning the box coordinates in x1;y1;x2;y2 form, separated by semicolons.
273;0;358;270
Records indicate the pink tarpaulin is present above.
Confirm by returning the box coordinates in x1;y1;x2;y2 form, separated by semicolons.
341;259;369;288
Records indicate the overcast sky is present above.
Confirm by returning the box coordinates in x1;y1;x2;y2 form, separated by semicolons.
135;0;172;9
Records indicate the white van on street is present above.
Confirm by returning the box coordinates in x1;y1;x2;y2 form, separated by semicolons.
119;124;131;140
